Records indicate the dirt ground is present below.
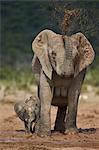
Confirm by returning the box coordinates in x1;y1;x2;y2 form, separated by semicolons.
0;88;99;150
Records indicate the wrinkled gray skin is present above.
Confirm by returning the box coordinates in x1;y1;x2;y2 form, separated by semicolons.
32;29;95;137
14;96;40;133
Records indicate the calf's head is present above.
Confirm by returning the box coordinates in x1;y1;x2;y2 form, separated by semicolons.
14;96;40;123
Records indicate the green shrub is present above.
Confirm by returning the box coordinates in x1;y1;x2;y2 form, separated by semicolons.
0;66;36;90
0;63;99;91
85;67;99;86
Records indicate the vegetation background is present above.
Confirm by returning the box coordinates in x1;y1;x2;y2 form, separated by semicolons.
0;0;99;91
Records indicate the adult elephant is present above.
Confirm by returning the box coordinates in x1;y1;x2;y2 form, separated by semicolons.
32;29;95;137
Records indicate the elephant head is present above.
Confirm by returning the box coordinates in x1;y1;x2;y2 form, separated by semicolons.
14;96;40;124
32;29;95;79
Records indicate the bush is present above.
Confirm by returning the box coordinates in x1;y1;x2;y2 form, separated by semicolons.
0;65;36;90
84;67;99;87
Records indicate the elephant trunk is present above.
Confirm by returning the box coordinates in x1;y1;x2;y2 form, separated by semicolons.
56;36;74;77
63;36;74;76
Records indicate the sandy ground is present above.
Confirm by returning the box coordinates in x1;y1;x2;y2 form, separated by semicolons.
0;88;99;150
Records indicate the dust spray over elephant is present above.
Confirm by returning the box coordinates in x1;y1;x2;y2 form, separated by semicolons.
32;29;95;137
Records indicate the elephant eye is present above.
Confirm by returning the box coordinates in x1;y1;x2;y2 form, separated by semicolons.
52;51;56;59
35;104;38;107
52;51;56;56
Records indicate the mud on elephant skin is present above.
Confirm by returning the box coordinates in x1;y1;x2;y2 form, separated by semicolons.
32;29;95;137
14;96;40;134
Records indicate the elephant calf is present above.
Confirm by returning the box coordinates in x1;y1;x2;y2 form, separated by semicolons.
14;96;40;133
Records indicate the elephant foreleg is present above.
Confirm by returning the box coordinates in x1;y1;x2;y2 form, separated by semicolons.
54;106;67;132
38;71;53;137
65;69;86;134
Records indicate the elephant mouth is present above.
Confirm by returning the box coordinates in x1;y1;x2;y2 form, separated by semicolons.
56;61;74;77
53;70;74;79
61;73;74;78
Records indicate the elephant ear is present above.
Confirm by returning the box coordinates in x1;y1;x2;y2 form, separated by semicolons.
74;32;95;77
32;54;41;75
32;30;53;79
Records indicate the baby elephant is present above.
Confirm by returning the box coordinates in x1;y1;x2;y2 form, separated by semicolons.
14;96;40;133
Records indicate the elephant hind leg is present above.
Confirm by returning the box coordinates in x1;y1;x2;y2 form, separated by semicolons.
54;106;67;132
